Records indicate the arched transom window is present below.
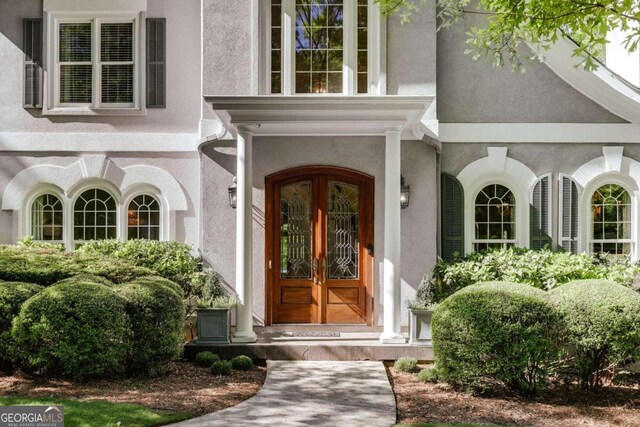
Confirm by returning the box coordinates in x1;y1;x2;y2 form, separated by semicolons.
74;188;117;246
591;183;632;256
127;194;161;240
474;184;516;251
31;194;63;242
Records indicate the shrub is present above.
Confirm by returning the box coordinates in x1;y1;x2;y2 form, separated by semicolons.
12;281;130;380
76;240;221;300
0;245;153;286
54;274;114;287
115;279;185;376
210;360;232;376
418;367;439;383
230;355;253;371
394;356;418;373
432;281;562;395
129;275;184;298
0;281;43;369
550;280;640;389
195;351;220;367
429;247;640;302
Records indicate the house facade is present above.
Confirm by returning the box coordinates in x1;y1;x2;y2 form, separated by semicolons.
1;0;639;343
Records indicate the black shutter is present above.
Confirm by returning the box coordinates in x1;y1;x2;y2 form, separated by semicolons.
560;175;579;253
146;18;166;108
441;174;465;261
23;19;43;108
530;175;552;249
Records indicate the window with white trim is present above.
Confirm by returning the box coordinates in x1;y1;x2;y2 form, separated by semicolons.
53;16;138;109
268;0;375;95
127;194;160;240
31;194;64;242
473;184;516;251
590;183;632;256
74;188;117;246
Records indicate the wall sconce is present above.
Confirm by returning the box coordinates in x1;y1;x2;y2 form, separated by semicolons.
400;175;410;209
228;177;237;209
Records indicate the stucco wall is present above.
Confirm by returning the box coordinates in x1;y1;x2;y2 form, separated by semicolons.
0;0;201;134
0;152;201;248
201;136;437;327
436;15;626;123
386;1;436;96
441;142;640;250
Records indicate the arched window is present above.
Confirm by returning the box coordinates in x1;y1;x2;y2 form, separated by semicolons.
127;194;160;240
74;188;117;245
31;194;63;242
591;184;632;256
474;184;516;251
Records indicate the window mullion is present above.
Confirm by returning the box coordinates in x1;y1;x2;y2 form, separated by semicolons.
282;0;295;95
343;0;356;95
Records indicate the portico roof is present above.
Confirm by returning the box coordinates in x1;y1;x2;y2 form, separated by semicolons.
204;95;437;140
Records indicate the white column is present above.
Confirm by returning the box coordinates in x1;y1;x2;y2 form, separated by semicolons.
380;127;406;344
232;128;257;343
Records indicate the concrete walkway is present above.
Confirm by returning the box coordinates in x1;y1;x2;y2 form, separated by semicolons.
170;360;397;427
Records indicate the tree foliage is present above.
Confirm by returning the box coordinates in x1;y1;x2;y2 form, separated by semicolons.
375;0;640;70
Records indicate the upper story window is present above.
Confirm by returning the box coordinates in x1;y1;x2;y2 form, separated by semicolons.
474;184;516;252
590;183;632;256
267;0;379;95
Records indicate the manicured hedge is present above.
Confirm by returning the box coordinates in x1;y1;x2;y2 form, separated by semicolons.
550;280;640;389
0;281;43;369
0;245;153;286
432;281;562;394
115;279;185;376
12;281;130;380
54;274;114;287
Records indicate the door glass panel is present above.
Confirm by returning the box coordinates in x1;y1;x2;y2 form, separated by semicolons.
327;181;359;279
280;181;313;279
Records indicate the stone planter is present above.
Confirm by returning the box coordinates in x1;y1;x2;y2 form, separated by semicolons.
196;308;231;344
409;308;434;346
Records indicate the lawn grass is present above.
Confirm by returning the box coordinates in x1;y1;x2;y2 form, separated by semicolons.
0;397;192;427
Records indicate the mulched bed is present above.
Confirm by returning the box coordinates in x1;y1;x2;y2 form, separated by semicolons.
388;365;640;426
0;360;266;417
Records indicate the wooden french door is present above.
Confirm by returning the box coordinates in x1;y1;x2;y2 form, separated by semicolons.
266;167;374;325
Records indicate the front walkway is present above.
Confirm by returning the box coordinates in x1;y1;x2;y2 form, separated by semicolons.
170;360;397;427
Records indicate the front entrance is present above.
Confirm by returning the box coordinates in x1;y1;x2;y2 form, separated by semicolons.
266;166;374;325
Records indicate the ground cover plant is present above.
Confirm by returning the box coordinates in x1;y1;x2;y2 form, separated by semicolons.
432;281;563;395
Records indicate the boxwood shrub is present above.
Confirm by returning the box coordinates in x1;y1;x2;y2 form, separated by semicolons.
0;281;43;369
12;281;130;380
115;278;185;376
210;360;232;376
432;281;563;394
0;245;153;286
195;351;220;367
550;279;640;389
230;355;253;371
54;274;114;287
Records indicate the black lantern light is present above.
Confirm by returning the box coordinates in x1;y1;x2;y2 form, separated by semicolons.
400;175;410;209
228;177;237;209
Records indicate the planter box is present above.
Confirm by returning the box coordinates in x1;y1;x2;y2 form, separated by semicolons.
409;308;433;346
196;308;230;344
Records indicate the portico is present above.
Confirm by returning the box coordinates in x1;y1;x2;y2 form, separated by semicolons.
204;95;435;344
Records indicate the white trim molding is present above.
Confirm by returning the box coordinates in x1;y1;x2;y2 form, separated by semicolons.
540;36;640;125
457;147;538;253
572;146;640;260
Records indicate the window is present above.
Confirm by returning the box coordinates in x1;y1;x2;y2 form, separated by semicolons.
269;0;373;95
74;189;117;245
53;15;138;109
590;184;632;256
31;194;63;242
127;194;161;240
473;184;516;251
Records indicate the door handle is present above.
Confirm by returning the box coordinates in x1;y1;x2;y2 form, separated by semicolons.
312;257;319;284
320;257;327;285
